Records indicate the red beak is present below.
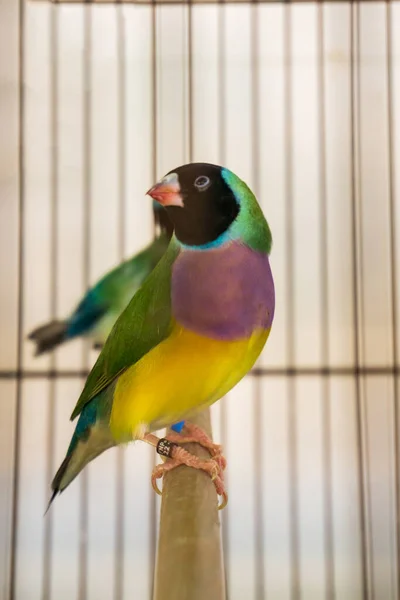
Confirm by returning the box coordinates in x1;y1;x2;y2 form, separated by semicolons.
146;181;183;207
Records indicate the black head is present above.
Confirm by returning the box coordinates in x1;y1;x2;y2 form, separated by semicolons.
147;163;240;246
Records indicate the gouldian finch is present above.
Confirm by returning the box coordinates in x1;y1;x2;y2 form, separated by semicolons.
28;204;172;355
49;163;275;508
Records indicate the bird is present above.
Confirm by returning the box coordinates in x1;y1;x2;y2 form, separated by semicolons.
48;163;275;510
28;203;173;355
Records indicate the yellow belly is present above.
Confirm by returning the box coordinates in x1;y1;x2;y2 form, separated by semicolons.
110;322;270;441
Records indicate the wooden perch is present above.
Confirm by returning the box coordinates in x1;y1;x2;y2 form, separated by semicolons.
153;408;225;600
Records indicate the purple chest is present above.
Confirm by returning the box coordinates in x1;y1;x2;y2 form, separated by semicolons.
171;241;275;340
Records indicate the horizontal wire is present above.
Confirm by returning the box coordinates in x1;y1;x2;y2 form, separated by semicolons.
2;365;400;379
27;0;400;5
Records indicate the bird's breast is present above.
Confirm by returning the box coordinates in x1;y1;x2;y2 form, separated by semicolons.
171;240;275;340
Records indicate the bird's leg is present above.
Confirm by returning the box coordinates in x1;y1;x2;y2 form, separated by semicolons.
166;422;227;471
140;431;228;510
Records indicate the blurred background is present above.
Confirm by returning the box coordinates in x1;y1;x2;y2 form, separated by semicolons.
1;0;400;598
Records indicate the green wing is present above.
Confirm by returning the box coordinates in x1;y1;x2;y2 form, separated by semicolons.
70;237;180;421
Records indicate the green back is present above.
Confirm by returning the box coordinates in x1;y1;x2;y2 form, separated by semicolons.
71;237;180;420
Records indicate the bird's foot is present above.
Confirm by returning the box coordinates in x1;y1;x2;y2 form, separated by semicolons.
152;444;227;509
142;430;228;510
166;422;227;472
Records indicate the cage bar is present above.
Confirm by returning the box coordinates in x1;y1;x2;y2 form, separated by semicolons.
26;0;400;5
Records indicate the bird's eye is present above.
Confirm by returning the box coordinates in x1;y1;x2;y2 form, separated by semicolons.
194;175;211;191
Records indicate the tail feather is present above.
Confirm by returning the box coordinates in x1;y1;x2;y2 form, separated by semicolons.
46;423;115;511
45;489;58;515
45;457;71;514
28;320;68;356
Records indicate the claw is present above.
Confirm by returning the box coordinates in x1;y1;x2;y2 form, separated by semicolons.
218;491;228;511
143;425;228;509
151;475;163;497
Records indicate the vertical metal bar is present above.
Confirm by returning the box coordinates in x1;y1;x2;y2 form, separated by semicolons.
42;4;59;599
316;6;335;599
355;5;375;594
9;0;25;594
283;4;299;599
385;2;400;597
151;1;158;187
114;5;126;600
217;5;225;176
187;0;193;163
349;3;369;598
116;0;126;264
250;2;264;599
217;3;229;597
78;5;92;600
149;3;158;597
